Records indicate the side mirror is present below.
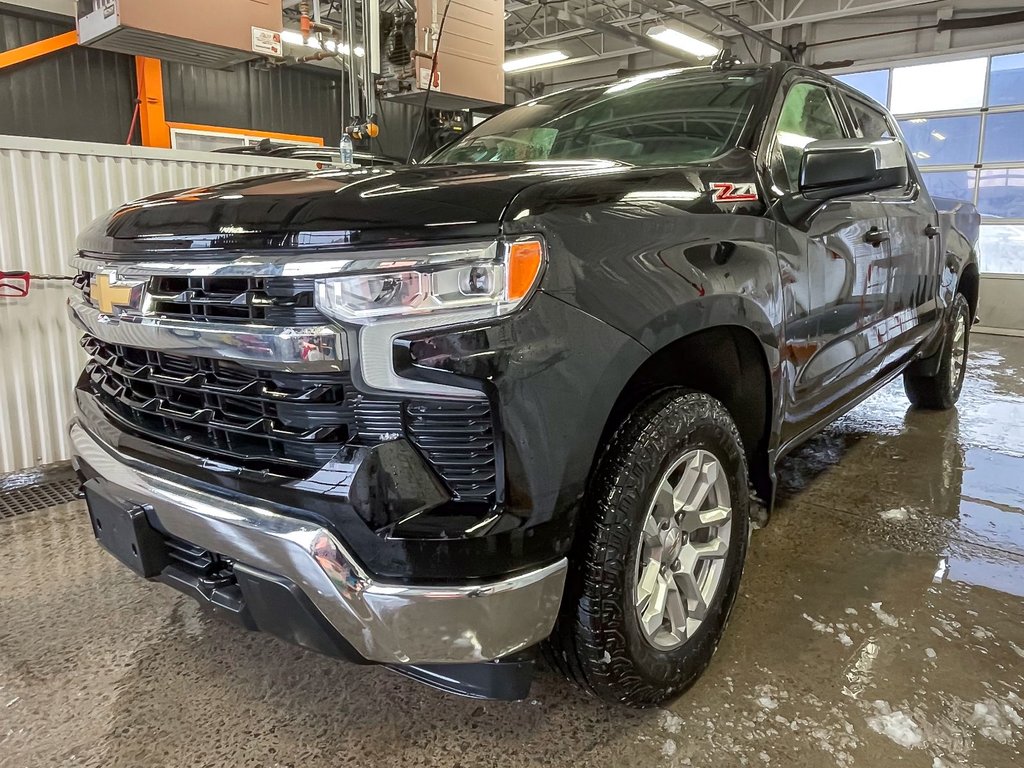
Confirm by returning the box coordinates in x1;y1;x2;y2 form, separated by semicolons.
0;271;30;298
799;138;909;199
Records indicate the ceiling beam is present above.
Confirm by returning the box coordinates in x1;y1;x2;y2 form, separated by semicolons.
508;0;949;52
744;0;945;32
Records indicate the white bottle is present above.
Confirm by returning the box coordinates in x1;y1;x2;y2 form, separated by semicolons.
339;133;354;166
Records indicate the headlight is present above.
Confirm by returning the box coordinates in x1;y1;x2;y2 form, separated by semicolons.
314;238;544;323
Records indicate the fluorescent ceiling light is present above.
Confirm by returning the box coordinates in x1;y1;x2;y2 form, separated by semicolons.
504;50;568;73
647;26;720;59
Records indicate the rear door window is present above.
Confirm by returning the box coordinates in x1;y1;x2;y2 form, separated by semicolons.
847;97;895;140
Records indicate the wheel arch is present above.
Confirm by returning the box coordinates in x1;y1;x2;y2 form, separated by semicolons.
957;261;980;323
592;324;777;517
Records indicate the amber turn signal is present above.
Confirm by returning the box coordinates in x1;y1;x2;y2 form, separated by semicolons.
507;240;544;301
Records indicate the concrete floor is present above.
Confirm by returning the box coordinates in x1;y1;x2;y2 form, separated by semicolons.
2;336;1024;768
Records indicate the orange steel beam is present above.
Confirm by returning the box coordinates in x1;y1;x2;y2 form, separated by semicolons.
166;122;325;147
134;56;171;148
0;31;77;70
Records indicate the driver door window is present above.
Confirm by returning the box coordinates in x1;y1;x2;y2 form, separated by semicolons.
772;82;847;192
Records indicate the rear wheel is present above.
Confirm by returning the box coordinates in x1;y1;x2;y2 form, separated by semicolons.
545;389;749;708
904;293;971;410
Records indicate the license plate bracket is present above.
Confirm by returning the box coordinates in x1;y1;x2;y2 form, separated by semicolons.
84;480;170;578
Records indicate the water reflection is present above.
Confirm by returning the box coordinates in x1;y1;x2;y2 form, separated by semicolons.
777;338;1024;600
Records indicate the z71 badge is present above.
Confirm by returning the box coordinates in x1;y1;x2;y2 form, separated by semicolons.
709;182;759;204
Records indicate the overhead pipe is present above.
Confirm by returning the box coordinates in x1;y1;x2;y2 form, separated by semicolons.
809;8;1024;58
360;0;376;120
293;2;377;136
345;0;360;120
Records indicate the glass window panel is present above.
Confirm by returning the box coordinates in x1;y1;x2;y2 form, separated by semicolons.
979;225;1024;274
898;116;981;166
847;98;894;139
771;82;847;192
977;168;1024;219
836;70;890;106
988;53;1024;107
890;58;987;114
921;170;977;202
982;111;1024;163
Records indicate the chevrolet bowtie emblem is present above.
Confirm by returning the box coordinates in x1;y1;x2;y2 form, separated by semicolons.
91;272;146;314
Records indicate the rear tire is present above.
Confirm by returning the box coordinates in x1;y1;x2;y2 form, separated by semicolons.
904;293;971;410
545;389;749;708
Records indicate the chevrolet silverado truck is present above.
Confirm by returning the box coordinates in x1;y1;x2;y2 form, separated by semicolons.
68;61;980;707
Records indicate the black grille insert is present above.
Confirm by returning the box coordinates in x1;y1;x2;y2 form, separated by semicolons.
81;335;354;472
79;335;498;501
406;401;497;502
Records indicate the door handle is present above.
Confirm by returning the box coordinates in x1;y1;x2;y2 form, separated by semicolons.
924;224;940;239
864;227;890;246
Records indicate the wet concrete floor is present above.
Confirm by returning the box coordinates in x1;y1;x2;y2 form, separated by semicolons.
2;334;1023;768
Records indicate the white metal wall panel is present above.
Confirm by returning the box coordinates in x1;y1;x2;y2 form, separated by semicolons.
0;135;317;473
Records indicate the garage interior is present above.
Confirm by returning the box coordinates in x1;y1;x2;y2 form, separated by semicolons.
2;0;1024;766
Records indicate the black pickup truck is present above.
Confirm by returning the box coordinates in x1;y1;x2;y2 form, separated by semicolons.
68;61;980;707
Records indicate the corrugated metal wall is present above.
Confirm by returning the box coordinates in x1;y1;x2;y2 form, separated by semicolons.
0;9;136;144
1;7;352;147
0;134;316;473
163;60;348;146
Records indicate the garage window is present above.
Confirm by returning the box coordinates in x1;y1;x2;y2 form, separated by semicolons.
977;169;1024;218
982;112;1024;163
979;226;1024;274
988;53;1024;107
921;170;977;202
836;69;889;106
890;58;988;115
897;116;980;166
840;51;1024;275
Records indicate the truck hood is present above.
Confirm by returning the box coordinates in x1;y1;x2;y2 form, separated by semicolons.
78;160;652;256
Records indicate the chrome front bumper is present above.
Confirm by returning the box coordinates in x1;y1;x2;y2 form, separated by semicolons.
69;422;567;665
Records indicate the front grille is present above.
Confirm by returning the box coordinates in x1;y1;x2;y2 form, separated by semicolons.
75;270;326;326
79;335;498;500
82;335;355;471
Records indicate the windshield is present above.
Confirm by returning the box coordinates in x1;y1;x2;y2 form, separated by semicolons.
428;69;763;166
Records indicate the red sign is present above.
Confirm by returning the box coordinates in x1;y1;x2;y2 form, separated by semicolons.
0;271;30;298
419;67;442;91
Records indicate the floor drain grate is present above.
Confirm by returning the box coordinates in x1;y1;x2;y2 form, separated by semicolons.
0;479;82;519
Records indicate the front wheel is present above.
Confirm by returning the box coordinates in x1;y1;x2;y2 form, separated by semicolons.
904;293;971;410
545;389;749;708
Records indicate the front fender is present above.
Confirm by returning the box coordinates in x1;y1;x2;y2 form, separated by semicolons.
507;202;783;364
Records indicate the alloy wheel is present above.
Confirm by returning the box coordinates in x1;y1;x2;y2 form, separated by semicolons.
950;311;968;392
633;449;733;650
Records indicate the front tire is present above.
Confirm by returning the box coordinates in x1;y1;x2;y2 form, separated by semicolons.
904;293;971;410
545;389;749;708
